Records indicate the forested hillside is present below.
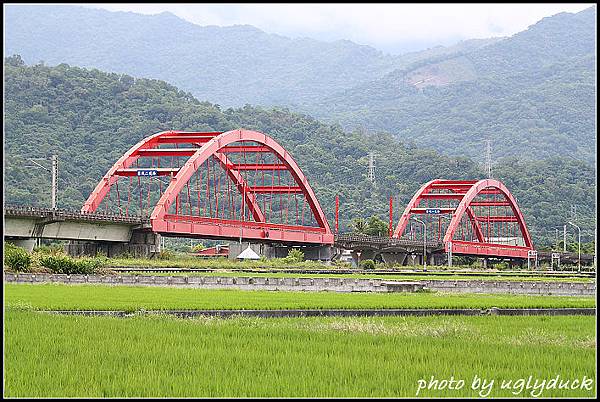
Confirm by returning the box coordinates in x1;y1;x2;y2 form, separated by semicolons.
311;52;596;163
4;57;596;245
4;5;596;163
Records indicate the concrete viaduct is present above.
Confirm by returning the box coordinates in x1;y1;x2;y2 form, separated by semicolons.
4;205;594;267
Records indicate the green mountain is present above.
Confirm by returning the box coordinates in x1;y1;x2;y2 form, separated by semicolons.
304;7;596;163
4;57;596;245
4;5;596;164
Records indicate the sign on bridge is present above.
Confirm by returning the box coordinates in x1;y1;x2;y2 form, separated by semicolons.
425;208;441;214
137;169;158;177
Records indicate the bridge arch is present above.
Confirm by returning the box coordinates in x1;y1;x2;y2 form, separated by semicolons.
393;179;534;258
82;129;333;245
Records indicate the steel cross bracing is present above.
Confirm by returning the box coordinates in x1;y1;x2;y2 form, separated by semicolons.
392;179;535;259
81;130;333;245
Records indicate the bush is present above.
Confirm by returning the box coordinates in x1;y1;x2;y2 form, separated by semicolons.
40;255;105;274
4;243;32;272
192;244;205;252
283;248;304;264
359;259;376;270
33;244;65;255
157;249;175;260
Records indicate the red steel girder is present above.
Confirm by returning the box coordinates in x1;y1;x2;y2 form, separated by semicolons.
410;207;455;214
420;193;465;200
136;148;199;157
430;180;478;185
449;240;531;258
475;216;518;222
231;163;287;170
164;214;326;233
220;146;271;153
249;186;303;193
470;201;512;207
157;136;213;144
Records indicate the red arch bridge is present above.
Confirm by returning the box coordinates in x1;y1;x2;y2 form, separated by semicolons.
4;129;592;266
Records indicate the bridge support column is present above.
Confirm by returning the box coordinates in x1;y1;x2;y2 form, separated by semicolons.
65;231;160;258
5;238;37;252
380;252;407;266
350;250;377;267
405;254;419;266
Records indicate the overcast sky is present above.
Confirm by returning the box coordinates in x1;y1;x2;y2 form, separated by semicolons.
87;3;593;54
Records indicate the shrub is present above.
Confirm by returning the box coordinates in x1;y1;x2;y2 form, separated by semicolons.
40;255;105;274
283;248;304;264
4;243;32;272
359;259;376;270
192;244;205;252
33;244;65;255
157;249;175;260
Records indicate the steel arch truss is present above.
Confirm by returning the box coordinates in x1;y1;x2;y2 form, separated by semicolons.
392;179;534;258
82;129;333;245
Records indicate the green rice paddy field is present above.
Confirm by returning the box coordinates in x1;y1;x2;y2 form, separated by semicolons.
5;283;597;311
4;284;597;397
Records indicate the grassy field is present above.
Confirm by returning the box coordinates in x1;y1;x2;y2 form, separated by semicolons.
5;283;596;311
4;309;595;397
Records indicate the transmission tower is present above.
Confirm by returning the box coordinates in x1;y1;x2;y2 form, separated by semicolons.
368;152;376;183
485;140;493;179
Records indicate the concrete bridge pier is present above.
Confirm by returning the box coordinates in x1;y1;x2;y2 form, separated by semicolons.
65;231;161;258
5;238;37;252
350;249;377;267
380;252;407;265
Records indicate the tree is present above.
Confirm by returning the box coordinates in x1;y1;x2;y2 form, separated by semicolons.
365;216;389;236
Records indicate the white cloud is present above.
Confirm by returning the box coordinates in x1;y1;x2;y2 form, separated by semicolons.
85;3;593;53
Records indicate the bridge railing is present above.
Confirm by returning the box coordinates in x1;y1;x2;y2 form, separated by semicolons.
334;233;444;249
4;204;149;224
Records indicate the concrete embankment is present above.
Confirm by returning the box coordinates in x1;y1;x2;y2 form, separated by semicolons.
4;272;423;293
421;279;595;296
4;272;596;296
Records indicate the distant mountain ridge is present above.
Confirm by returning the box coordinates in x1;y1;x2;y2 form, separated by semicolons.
4;5;401;106
4;5;503;107
301;6;596;163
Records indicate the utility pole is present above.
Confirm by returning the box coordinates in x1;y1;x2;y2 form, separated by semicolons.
26;155;58;209
567;221;581;272
51;155;58;209
485;139;493;179
412;217;427;272
563;224;567;253
389;196;393;237
335;195;339;234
